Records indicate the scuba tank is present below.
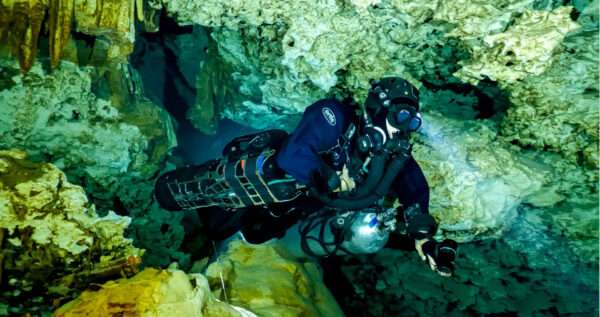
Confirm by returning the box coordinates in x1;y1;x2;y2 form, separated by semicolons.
278;207;398;258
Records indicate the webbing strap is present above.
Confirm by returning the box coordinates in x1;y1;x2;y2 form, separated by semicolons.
224;161;253;206
245;155;275;204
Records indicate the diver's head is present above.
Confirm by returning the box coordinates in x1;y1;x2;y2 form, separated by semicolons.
365;77;422;138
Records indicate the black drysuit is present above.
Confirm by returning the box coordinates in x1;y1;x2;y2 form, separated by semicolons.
203;98;430;244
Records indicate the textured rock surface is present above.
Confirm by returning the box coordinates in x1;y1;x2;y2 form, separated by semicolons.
0;0;143;71
0;60;175;212
128;203;190;268
500;4;599;169
54;268;243;317
412;112;548;240
0;150;142;302
453;6;580;84
162;0;577;124
205;240;344;317
416;87;598;262
0;59;183;268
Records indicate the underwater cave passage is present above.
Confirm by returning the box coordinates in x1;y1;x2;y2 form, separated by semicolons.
130;10;197;123
422;79;511;120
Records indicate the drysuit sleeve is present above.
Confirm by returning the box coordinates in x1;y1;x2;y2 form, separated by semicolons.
276;99;352;185
390;156;430;214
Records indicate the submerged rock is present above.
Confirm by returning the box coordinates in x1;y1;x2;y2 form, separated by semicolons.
0;0;141;71
501;5;599;170
162;0;578;126
55;241;344;317
206;240;344;317
412;111;548;241
0;149;142;302
338;234;598;316
0;59;176;213
54;268;243;317
416;89;598;262
0;58;184;268
454;6;580;84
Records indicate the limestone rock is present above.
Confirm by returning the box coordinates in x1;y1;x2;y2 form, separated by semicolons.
54;242;346;317
0;149;142;299
415;88;597;258
73;0;137;63
454;6;580;84
351;0;380;10
129;203;190;268
189;35;245;134
162;0;555;128
500;7;599;169
0;0;142;71
0;59;182;267
412;111;549;241
205;240;344;317
162;0;460;127
0;59;175;213
0;0;47;71
54;268;243;317
433;0;536;40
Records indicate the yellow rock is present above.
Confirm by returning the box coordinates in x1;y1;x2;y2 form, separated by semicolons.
206;241;345;317
0;0;138;72
54;268;242;317
0;149;143;295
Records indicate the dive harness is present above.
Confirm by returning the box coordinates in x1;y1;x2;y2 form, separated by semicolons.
310;133;412;210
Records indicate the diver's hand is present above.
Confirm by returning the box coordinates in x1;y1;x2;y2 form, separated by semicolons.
334;165;355;192
415;238;452;277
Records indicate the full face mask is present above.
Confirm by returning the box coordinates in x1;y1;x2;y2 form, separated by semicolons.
364;77;422;138
386;103;422;135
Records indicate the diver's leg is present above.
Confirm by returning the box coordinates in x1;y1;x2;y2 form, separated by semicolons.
154;160;219;211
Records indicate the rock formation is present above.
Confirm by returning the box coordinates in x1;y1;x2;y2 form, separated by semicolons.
0;150;142;310
0;0;159;71
55;240;343;317
54;268;243;317
205;240;344;317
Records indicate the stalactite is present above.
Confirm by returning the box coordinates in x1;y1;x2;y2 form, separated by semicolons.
48;0;74;68
0;0;141;72
0;0;47;72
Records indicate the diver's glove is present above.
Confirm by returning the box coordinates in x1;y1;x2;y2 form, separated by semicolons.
416;238;458;277
403;204;437;240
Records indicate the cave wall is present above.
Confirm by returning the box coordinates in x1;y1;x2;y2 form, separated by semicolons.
0;150;143;311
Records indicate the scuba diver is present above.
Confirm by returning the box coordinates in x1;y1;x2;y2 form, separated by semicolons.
154;77;458;277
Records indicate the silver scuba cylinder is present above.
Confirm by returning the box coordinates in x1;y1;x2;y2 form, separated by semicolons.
278;207;397;259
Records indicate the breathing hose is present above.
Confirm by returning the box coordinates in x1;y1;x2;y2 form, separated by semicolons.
342;153;387;198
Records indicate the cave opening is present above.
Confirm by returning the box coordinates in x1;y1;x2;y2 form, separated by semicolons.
422;79;511;120
131;13;256;165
